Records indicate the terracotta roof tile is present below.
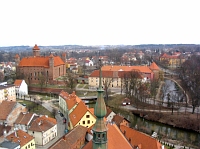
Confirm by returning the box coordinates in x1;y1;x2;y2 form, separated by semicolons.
33;44;40;50
6;129;34;147
112;114;125;127
49;125;88;149
120;125;163;149
28;116;57;132
0;101;16;120
14;80;23;87
18;55;64;67
14;112;35;125
83;123;132;149
160;53;179;59
69;101;88;126
149;62;160;70
59;91;81;111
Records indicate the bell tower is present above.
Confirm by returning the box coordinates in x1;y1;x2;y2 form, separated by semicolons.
32;44;40;56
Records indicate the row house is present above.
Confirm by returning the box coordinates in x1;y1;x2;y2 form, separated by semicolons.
0;101;27;126
0;84;16;103
59;91;96;131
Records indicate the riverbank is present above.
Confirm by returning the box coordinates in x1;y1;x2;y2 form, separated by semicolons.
131;109;200;133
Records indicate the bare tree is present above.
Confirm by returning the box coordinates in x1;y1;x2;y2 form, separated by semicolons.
38;73;46;91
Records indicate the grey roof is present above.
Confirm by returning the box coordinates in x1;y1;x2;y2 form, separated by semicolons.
0;140;20;149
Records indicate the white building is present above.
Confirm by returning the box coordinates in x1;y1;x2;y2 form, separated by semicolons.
0;84;16;103
28;115;57;146
14;80;28;98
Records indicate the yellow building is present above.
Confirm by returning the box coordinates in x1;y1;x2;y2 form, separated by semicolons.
68;101;96;130
6;129;35;149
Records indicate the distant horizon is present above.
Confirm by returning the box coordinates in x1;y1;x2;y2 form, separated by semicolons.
1;0;200;47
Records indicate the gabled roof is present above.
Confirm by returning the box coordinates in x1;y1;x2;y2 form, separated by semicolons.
149;62;159;70
69;101;89;127
6;129;34;147
83;123;133;149
14;79;23;87
112;114;129;127
14;112;35;125
49;125;88;149
105;107;114;118
160;53;179;59
18;56;65;67
59;91;81;111
28;116;57;132
120;125;163;149
0;101;16;120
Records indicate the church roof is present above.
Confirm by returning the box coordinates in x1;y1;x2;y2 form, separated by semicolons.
18;55;65;67
83;123;133;149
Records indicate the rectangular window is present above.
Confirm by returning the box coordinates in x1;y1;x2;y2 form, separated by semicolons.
87;120;90;124
82;121;85;124
86;115;90;118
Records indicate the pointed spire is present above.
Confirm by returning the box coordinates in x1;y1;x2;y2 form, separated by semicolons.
92;56;107;149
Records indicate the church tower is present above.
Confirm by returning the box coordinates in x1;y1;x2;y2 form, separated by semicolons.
92;59;107;149
32;44;40;56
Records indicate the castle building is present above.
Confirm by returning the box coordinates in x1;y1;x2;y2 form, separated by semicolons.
15;44;66;84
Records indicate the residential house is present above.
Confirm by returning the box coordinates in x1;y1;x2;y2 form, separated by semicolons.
122;98;131;106
85;60;93;66
14;80;28;98
49;125;88;149
159;53;185;68
112;114;130;128
0;84;16;103
14;112;39;132
6;129;35;149
28;115;57;146
68;101;96;130
105;107;116;122
120;125;164;149
0;140;20;149
0;101;27;126
15;44;66;84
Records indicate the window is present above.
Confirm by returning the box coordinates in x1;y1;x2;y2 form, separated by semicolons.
87;120;90;124
86;115;90;118
82;121;85;124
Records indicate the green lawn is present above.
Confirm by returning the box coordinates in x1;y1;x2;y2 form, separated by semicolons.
17;99;54;118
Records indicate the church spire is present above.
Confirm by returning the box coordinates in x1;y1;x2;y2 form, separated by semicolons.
92;57;107;149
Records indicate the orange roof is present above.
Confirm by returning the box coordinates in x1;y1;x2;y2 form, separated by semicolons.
33;44;40;50
69;101;88;127
0;101;16;120
6;129;34;147
120;125;163;149
18;55;65;67
160;53;179;59
149;62;159;70
49;125;88;149
102;65;152;73
29;116;57;132
14;79;23;87
112;114;130;127
105;107;113;118
14;112;35;125
83;123;132;149
59;91;81;111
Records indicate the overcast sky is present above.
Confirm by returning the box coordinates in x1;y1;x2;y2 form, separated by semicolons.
0;0;199;46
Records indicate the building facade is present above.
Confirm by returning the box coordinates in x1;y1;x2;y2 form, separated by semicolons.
15;44;66;84
14;79;28;98
0;84;16;103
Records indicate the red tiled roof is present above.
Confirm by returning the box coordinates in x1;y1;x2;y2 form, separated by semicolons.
0;101;16;120
112;114;125;127
0;124;12;136
69;101;88;126
160;53;179;59
59;91;81;111
83;123;132;149
14;112;34;125
14;79;23;87
6;129;34;147
18;55;65;67
28;116;57;132
149;62;159;70
120;125;163;149
49;125;88;149
33;44;40;50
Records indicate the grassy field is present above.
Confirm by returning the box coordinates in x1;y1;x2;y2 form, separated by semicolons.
17;99;54;118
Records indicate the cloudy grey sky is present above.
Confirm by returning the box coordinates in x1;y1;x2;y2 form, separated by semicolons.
0;0;199;46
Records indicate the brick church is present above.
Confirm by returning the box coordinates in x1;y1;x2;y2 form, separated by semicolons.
15;44;66;84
